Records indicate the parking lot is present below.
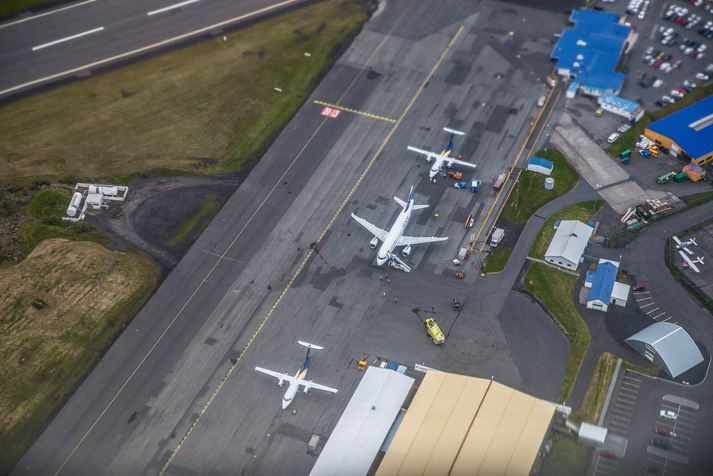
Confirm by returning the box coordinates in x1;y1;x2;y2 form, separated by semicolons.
643;394;700;474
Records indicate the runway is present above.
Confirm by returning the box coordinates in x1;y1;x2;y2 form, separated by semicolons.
0;0;308;97
13;1;573;474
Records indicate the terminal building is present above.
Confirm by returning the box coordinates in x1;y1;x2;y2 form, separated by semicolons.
551;10;632;98
644;95;713;166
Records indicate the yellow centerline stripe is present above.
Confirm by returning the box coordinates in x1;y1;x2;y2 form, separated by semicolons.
468;81;560;256
477;88;562;253
313;99;397;123
159;23;464;475
54;4;413;474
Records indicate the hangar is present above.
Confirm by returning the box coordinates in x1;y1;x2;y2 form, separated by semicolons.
309;367;414;476
626;322;704;378
644;95;713;166
376;371;556;476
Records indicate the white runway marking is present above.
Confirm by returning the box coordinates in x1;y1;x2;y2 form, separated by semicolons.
0;0;95;29
147;0;204;16
31;26;104;51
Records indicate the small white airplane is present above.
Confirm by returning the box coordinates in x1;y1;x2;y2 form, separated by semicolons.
673;235;698;255
679;250;705;273
255;341;338;409
407;127;477;182
351;186;448;272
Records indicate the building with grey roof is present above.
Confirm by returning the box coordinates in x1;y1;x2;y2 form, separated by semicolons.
309;367;414;476
545;220;593;271
626;323;704;378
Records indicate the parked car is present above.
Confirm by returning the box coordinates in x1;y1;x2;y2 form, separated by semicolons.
655;427;675;436
651;438;671;449
633;283;647;291
608;133;620;144
660;409;678;420
599;450;616;458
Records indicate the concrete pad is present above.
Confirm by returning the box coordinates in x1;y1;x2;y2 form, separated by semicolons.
597;182;672;214
552;112;629;189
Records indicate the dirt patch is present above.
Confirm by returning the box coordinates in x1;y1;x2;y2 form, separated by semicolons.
91;173;244;270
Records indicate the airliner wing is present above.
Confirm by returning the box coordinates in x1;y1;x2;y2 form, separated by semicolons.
255;367;290;381
351;213;388;241
300;380;338;393
396;235;448;246
446;157;477;169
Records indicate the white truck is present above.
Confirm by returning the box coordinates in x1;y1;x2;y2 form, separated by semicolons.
490;228;504;248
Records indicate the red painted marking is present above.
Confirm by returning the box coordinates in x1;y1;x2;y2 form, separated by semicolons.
321;107;340;119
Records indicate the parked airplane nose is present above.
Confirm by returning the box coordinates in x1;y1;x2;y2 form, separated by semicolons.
282;398;290;410
376;255;387;266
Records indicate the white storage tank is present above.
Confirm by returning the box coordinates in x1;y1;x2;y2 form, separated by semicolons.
99;186;118;196
544;177;555;190
66;192;83;217
88;185;99;194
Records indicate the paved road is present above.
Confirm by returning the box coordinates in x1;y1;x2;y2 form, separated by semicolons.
591;201;713;475
13;1;575;475
0;0;308;97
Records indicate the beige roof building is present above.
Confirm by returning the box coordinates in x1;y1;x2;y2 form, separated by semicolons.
377;371;556;476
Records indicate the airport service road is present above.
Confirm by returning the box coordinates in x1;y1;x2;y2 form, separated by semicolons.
14;1;572;475
0;0;308;97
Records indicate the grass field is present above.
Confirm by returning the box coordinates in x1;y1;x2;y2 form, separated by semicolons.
503;148;579;224
541;432;593;476
169;195;224;247
526;262;590;403
683;190;713;207
529;200;603;259
0;239;160;474
608;81;713;158
572;352;618;424
0;0;44;17
0;0;371;181
483;246;512;274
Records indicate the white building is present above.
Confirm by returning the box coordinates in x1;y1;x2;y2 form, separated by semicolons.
544;220;593;271
597;92;644;123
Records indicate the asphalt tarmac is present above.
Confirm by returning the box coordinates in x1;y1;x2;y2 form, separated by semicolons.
0;0;308;97
13;1;575;474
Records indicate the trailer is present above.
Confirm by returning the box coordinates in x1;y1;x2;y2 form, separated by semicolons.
493;173;507;191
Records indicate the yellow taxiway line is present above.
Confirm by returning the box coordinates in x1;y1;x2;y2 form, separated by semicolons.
313;99;398;123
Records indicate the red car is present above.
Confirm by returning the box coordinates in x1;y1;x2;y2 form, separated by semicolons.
599;450;616;458
633;283;647;291
656;427;676;437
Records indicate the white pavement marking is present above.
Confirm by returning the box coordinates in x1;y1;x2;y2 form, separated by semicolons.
662;316;673;322
640;302;656;308
31;26;104;51
634;291;651;295
147;0;204;16
1;0;301;97
637;296;653;302
652;312;666;319
647;306;661;314
0;0;95;29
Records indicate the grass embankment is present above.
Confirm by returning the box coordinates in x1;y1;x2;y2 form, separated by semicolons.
0;239;160;474
503;148;579;224
541;432;593;476
572;352;618;424
0;0;44;17
526;201;603;403
526;263;589;403
608;81;713;158
529;200;603;259
169;195;224;247
0;0;371;181
483;247;512;274
683;191;713;207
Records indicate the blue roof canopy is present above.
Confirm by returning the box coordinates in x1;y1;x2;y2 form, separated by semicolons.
551;10;630;94
599;92;641;113
647;95;713;159
588;261;618;303
528;157;554;169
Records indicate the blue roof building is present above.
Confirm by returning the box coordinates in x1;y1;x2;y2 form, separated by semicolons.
585;259;630;312
551;10;631;98
644;95;713;164
527;157;554;176
598;92;644;122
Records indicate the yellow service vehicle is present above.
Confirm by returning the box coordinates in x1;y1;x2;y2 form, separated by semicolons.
423;318;445;345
